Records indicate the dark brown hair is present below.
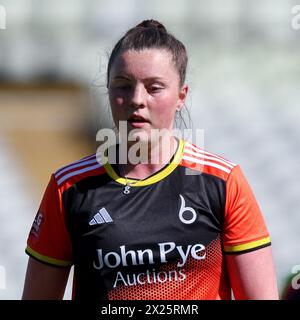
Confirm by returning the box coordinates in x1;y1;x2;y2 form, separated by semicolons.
107;19;188;87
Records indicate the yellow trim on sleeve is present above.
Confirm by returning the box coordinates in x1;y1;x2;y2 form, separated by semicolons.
26;246;73;267
223;236;271;253
103;139;185;187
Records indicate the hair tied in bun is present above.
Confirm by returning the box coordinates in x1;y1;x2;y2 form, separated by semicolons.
136;19;167;33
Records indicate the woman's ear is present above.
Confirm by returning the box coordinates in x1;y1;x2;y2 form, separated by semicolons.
178;84;188;109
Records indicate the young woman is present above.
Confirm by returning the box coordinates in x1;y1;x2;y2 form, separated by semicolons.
22;20;279;300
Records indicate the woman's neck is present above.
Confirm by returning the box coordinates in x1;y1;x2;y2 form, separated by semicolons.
119;136;179;180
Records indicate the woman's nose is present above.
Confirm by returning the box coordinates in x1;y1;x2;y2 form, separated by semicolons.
130;84;146;108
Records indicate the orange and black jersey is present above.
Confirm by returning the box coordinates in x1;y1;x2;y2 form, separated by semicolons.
26;140;271;300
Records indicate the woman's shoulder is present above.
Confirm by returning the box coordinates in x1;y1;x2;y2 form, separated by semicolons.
52;153;105;188
181;140;238;181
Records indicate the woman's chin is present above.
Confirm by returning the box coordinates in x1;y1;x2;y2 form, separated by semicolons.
128;130;150;144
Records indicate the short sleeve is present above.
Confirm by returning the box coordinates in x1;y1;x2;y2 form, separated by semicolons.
222;165;271;254
25;174;73;267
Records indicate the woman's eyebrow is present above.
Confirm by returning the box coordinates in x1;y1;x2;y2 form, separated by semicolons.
111;75;166;84
112;75;131;80
143;76;165;82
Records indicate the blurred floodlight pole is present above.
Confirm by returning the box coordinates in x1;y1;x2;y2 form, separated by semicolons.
0;4;6;29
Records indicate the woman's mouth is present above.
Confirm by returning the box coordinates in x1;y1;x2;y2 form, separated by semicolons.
127;115;149;128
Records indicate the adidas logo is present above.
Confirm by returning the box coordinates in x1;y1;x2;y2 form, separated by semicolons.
89;208;113;226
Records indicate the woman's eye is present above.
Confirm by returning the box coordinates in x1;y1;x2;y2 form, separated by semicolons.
111;82;131;90
148;86;163;93
117;84;131;90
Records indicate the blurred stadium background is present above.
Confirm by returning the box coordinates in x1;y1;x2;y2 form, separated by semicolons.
0;0;299;299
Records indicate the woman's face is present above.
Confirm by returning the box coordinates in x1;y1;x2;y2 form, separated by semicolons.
108;48;188;143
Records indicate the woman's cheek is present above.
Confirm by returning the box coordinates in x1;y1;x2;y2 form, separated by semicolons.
110;96;124;107
153;109;175;128
156;98;177;117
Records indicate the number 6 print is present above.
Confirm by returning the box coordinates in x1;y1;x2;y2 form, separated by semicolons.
179;194;197;224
